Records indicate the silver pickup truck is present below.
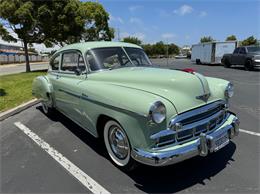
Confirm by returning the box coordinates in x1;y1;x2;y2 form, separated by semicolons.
221;46;260;71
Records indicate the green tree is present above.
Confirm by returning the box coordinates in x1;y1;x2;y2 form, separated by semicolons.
168;43;179;55
0;23;16;42
142;42;180;57
0;0;114;72
240;36;257;46
226;35;237;41
0;0;85;71
200;36;214;43
142;44;153;56
153;41;165;55
80;1;114;41
122;36;142;46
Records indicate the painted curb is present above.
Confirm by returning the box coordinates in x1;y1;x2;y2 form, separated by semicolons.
0;99;40;121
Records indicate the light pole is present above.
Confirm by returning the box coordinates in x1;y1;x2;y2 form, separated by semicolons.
166;38;169;66
117;28;120;41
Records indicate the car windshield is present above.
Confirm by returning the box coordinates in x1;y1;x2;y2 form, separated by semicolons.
85;47;152;71
247;46;260;53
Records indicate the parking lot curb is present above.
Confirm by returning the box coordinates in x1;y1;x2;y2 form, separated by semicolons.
0;99;40;121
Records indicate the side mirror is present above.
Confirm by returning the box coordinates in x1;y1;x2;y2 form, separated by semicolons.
74;68;82;76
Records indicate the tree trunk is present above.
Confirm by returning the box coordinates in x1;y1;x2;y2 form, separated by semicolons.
23;40;31;72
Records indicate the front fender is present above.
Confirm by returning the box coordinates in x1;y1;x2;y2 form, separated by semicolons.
79;81;177;149
206;77;229;101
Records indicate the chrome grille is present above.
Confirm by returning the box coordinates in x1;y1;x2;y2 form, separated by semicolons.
152;101;228;148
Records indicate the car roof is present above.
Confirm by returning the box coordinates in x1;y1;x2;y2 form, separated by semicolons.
55;41;142;54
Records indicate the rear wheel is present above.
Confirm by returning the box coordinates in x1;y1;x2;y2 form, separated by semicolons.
103;120;137;171
196;59;201;65
224;59;231;68
245;59;254;71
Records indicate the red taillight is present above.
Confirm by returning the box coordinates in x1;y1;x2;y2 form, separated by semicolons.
181;68;195;74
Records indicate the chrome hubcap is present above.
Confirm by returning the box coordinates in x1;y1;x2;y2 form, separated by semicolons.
108;126;129;160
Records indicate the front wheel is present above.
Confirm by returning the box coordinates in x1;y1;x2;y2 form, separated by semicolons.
245;59;254;71
103;120;137;171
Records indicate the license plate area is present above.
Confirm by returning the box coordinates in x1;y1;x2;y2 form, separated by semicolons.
211;132;229;152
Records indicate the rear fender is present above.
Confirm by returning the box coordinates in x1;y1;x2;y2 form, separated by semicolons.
32;76;54;107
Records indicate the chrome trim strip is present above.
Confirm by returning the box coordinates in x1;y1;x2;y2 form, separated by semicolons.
170;100;225;125
181;110;224;131
58;89;147;118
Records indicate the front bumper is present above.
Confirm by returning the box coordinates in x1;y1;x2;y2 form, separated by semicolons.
131;114;239;166
253;59;260;67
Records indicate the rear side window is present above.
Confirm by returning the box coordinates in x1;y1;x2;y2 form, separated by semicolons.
239;47;246;54
233;48;240;54
61;52;86;72
50;55;60;70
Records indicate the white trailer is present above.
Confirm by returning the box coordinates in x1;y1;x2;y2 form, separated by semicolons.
191;41;237;64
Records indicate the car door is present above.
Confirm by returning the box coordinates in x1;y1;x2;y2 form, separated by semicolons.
231;47;240;65
53;50;87;124
238;47;247;65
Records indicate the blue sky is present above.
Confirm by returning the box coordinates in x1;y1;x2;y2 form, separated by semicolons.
100;0;260;46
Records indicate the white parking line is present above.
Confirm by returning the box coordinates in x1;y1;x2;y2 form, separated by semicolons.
240;129;260;137
14;122;110;194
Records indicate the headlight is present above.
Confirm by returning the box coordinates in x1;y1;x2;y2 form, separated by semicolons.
149;101;166;124
225;83;234;98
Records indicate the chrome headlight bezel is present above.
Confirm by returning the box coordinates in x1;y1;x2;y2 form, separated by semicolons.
149;101;166;124
225;83;234;98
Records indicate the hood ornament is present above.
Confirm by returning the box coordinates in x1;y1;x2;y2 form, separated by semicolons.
196;93;211;102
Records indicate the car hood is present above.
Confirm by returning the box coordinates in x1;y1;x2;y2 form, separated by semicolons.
88;67;218;114
248;51;260;54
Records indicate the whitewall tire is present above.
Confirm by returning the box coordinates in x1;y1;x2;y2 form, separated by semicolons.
103;120;137;171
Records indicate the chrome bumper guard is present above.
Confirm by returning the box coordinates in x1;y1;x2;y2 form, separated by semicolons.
131;115;239;167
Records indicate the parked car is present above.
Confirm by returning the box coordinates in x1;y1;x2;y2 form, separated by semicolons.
175;53;187;59
222;46;260;70
32;41;239;171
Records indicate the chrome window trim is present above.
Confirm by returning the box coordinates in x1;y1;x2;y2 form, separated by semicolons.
84;46;152;74
49;53;61;71
59;49;88;75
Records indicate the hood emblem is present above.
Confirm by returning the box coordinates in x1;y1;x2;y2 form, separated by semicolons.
196;93;211;102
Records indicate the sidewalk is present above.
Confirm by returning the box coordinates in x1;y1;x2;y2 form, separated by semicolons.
0;62;48;75
0;61;48;67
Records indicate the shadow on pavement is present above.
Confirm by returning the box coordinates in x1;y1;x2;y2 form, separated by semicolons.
37;106;106;156
30;69;48;73
37;106;237;194
128;142;236;193
229;66;260;72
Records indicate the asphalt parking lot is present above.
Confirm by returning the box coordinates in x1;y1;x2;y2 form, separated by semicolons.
1;59;259;193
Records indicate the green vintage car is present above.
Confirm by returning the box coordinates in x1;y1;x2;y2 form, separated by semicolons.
32;41;239;170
